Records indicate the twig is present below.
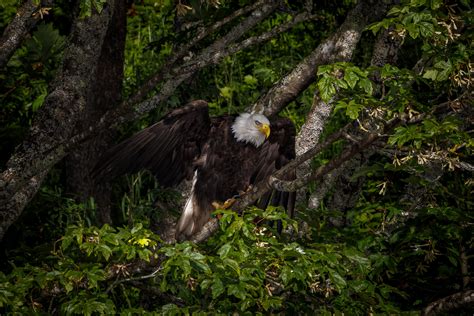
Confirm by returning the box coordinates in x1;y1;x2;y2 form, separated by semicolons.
106;266;163;294
460;246;470;289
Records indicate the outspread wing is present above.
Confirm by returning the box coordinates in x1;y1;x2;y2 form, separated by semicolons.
253;117;296;218
92;100;210;186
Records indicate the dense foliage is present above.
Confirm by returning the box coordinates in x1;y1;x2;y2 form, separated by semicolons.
0;0;472;314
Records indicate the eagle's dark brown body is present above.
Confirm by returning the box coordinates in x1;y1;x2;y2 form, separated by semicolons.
93;100;295;240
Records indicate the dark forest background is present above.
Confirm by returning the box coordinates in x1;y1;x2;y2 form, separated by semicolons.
0;0;472;314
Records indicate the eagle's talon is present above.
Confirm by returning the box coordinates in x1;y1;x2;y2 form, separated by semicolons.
212;198;236;210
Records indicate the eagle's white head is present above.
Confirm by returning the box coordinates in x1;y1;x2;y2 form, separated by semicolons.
231;113;270;147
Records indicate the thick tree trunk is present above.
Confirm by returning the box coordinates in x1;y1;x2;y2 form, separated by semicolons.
65;0;126;224
0;1;116;240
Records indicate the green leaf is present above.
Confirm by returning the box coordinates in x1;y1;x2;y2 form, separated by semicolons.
317;76;336;102
406;24;420;39
243;75;258;86
31;93;46;112
423;69;438;80
223;258;240;275
358;78;373;95
317;65;332;75
419;21;434;37
329;271;347;291
228;283;246;300
344;70;359;89
98;244;112;261
219;86;232;99
218;243;232;258
345;100;363;120
131;223;143;234
211;278;224;299
434;60;453;81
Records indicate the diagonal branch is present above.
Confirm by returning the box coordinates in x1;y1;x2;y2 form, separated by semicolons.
422;290;474;316
0;0;41;68
128;0;268;105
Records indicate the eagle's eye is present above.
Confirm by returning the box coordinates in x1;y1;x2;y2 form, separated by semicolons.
254;120;261;126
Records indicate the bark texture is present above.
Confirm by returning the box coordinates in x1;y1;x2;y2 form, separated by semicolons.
293;0;392;204
423;290;474;316
65;0;127;224
306;20;403;212
0;0;39;68
0;1;116;240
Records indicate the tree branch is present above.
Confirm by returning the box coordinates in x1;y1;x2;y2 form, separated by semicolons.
131;1;280;117
270;119;400;192
0;0;41;68
12;2;313;186
127;0;268;106
106;266;163;294
250;0;393;116
422;290;474;316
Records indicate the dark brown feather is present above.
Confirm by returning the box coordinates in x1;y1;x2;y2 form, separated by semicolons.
91;100;210;186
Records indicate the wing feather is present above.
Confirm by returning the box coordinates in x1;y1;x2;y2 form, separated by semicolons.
92;100;210;186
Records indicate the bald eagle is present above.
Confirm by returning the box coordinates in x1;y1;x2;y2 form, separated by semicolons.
93;100;296;240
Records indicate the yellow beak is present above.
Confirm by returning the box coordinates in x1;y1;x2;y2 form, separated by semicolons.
259;124;270;139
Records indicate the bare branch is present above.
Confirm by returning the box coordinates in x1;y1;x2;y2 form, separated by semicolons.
128;0;268;105
270;127;390;192
131;1;280;117
460;246;470;289
191;218;220;243
106;266;163;294
275;122;352;180
422;290;474;316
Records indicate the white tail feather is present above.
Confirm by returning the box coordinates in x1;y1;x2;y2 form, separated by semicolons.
176;171;198;240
